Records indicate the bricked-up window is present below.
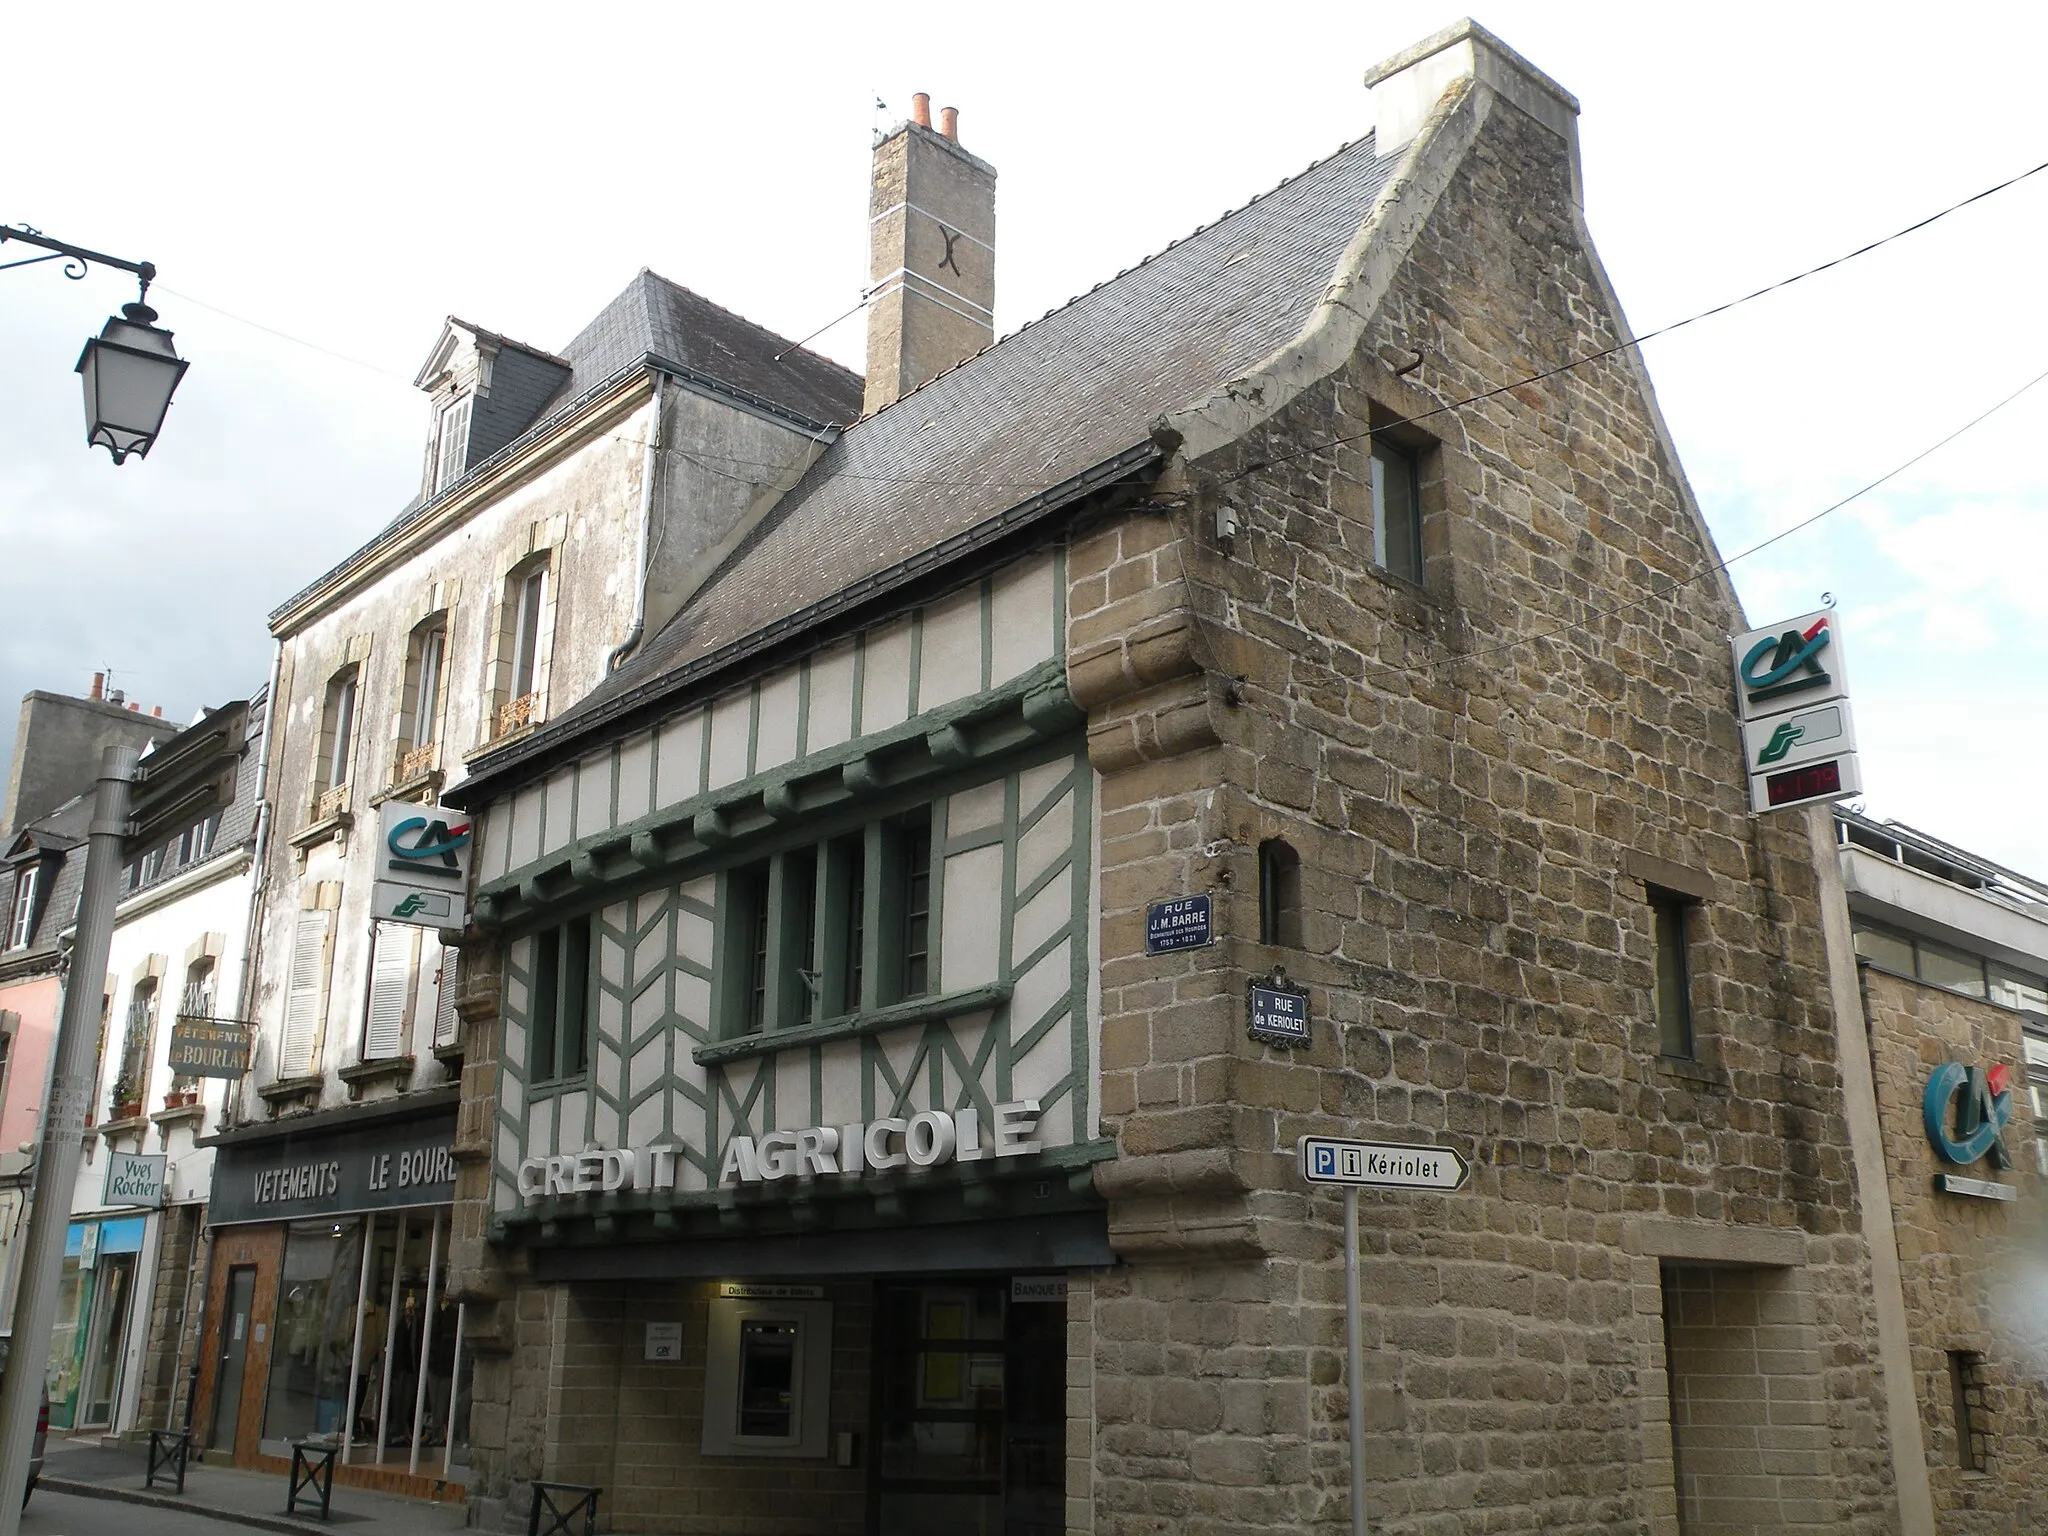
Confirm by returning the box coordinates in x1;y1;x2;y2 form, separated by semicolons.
1950;1350;1990;1470
1651;889;1696;1059
528;917;592;1082
1259;839;1303;947
1370;439;1424;584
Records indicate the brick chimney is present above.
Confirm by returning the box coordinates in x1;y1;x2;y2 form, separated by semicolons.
863;96;996;415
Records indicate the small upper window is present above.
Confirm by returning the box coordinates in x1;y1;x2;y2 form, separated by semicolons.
1651;890;1695;1059
1370;439;1423;585
508;563;549;702
6;869;37;950
405;616;448;758
179;813;222;866
435;396;472;493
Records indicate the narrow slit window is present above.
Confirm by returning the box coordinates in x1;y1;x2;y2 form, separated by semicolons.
1370;439;1423;584
1259;839;1303;948
899;816;933;999
1652;890;1695;1059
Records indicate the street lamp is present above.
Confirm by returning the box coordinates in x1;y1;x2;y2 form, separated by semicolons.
1;224;190;463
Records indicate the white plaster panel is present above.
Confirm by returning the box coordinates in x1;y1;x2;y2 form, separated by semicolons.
675;1133;710;1193
599;923;626;989
818;1040;862;1126
1012;877;1070;970
917;587;983;713
627;1097;665;1148
654;713;704;808
756;670;801;773
503;959;529;1021
805;644;855;753
708;690;752;789
541;771;575;856
527;1099;550;1157
496;1123;519;1172
597;1041;622;1094
1018;757;1072;822
633;921;669;989
777;1054;812;1129
990;554;1057;685
631;980;666;1036
630;1037;665;1102
949;1014;991;1105
480;807;509;882
1011;1017;1071;1126
1012;938;1072;1034
574;752;612;842
557;1089;589;1147
862;619;914;734
500;1071;523;1122
1018;790;1074;894
940;845;1003;992
676;970;711;1031
677;903;715;966
947;779;1005;838
723;1058;765;1138
593;1096;619;1152
508;785;543;872
617;733;653;825
494;1176;516;1214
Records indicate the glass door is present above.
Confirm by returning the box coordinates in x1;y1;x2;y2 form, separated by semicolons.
871;1282;1007;1536
210;1266;257;1449
79;1252;136;1427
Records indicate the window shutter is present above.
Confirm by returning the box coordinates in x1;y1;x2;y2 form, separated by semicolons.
280;909;330;1076
433;945;461;1048
364;924;415;1060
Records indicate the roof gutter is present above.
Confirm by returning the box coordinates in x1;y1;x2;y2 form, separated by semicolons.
606;370;667;672
448;439;1162;807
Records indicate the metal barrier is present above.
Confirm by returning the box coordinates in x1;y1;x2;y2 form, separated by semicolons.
528;1480;602;1536
144;1428;189;1494
286;1439;338;1520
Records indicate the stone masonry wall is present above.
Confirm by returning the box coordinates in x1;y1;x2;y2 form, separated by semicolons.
132;1201;206;1435
1862;963;2048;1532
1070;89;1896;1535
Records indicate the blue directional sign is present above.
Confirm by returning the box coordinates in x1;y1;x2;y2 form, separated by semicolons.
1299;1136;1468;1191
1146;895;1213;954
1248;978;1311;1047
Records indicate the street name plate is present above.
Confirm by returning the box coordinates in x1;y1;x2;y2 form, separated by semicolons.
1146;895;1213;954
1248;979;1311;1047
1299;1136;1469;1191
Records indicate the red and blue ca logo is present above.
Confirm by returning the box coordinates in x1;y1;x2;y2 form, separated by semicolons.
1922;1062;2013;1169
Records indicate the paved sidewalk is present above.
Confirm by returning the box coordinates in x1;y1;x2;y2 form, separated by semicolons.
39;1436;468;1536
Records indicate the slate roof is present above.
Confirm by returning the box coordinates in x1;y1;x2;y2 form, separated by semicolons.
271;274;862;628
463;131;1402;789
547;270;864;428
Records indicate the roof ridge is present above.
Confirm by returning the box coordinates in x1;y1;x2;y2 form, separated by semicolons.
852;132;1375;427
444;315;573;370
633;267;865;392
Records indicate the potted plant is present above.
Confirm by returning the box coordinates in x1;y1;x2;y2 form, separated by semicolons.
110;1073;142;1120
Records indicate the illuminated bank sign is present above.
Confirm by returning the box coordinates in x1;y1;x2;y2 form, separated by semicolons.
1729;609;1862;815
1923;1061;2018;1201
373;801;474;928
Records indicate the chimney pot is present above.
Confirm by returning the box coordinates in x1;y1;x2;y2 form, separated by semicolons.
90;671;104;702
911;93;931;128
938;106;958;140
151;705;163;718
127;701;139;712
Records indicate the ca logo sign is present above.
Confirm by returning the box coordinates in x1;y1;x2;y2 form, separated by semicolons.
385;815;471;882
1922;1062;2013;1169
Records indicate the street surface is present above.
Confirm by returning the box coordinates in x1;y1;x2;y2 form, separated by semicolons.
25;1489;248;1534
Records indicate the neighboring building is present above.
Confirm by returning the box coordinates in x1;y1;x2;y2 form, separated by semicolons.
1820;809;2048;1533
193;264;860;1490
1;678;178;844
440;24;1911;1536
0;693;266;1444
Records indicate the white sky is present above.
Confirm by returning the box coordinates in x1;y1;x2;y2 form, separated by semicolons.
4;1;2045;875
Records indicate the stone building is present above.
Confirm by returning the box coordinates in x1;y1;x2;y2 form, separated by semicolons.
438;21;1909;1536
1821;809;2048;1534
0;690;264;1444
192;261;860;1492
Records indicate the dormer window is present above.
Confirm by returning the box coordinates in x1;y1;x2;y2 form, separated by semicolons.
6;868;36;950
435;396;472;493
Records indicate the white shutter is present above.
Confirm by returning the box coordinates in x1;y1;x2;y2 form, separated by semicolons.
433;945;461;1048
364;924;416;1060
280;909;330;1076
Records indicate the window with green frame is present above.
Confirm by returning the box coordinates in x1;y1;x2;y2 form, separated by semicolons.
717;809;938;1039
528;917;592;1081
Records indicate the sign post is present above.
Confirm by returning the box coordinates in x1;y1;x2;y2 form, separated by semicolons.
1299;1136;1471;1536
1729;609;1862;815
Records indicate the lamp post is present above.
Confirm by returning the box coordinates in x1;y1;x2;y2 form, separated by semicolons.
1;225;190;462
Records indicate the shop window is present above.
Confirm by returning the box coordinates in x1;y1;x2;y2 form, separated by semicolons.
528;918;592;1082
1259;839;1303;947
1651;889;1695;1060
1950;1350;1990;1471
702;1296;832;1457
